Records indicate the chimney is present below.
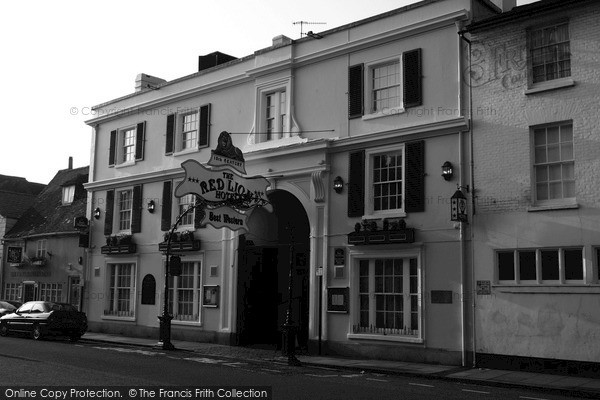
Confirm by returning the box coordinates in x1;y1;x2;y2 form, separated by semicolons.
272;35;292;47
68;156;73;170
198;52;237;72
490;0;516;12
135;73;167;92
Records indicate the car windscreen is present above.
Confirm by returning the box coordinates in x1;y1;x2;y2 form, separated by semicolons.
0;301;15;310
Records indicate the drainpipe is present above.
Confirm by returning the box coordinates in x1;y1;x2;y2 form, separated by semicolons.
458;27;477;368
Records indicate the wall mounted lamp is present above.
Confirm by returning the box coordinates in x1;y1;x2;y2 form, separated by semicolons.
148;200;156;213
93;207;101;220
333;176;344;194
441;161;454;181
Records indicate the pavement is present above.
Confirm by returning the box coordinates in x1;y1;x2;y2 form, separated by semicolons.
82;332;600;398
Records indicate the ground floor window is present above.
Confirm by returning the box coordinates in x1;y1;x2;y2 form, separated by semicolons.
496;247;583;284
352;255;421;339
105;263;136;317
39;283;63;302
4;283;20;301
168;261;202;322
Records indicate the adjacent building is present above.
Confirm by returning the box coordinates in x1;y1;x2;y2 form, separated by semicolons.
1;161;89;310
466;0;600;371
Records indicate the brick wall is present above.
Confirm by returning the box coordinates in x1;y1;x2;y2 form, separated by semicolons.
470;3;600;213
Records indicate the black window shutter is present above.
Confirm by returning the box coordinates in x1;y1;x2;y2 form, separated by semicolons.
104;190;115;236
403;49;422;108
161;181;172;231
405;140;425;213
348;150;365;217
165;114;175;155
348;64;364;119
194;196;204;229
199;104;211;147
109;130;117;166
135;122;145;161
131;185;143;233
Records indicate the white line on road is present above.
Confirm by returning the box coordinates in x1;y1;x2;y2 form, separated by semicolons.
260;368;282;373
519;397;550;400
341;374;363;378
223;362;248;367
305;374;339;378
366;378;389;382
462;389;490;394
409;383;435;388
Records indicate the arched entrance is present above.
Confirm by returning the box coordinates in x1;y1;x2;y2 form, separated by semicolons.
236;190;310;350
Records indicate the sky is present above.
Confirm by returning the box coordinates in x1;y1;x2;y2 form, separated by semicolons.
0;0;539;185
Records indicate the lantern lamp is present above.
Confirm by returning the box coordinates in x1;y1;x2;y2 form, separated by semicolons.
450;188;468;222
441;161;454;181
333;176;344;194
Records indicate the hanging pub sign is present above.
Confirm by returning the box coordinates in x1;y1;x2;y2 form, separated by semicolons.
7;247;23;266
175;131;272;233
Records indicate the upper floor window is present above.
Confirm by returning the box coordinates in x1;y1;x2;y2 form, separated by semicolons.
365;145;405;216
62;185;75;205
371;61;400;113
532;122;574;204
528;22;570;85
36;239;47;258
118;189;133;231
265;91;287;141
165;105;211;155
109;122;145;167
178;194;196;227
348;48;422;119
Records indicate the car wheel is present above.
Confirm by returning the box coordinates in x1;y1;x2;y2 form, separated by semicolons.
0;323;8;337
31;325;42;340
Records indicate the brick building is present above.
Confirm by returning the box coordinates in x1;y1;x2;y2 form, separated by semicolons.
465;0;600;371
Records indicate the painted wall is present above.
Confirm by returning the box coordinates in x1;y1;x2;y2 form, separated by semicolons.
470;2;600;362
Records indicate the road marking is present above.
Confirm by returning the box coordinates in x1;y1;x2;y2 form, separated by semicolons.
260;368;282;373
462;389;490;394
366;378;389;382
519;397;549;400
306;374;339;378
223;362;247;367
93;346;164;356
341;374;363;378
409;383;434;388
184;357;222;364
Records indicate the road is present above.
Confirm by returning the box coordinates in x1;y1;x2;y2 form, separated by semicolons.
0;335;585;400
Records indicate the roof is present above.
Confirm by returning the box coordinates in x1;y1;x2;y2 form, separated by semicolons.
466;0;593;32
91;0;498;112
4;166;89;239
0;174;45;219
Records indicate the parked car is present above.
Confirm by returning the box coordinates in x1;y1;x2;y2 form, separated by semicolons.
0;301;87;341
2;300;22;309
0;301;17;317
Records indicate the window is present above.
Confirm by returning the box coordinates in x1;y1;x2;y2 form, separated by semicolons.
4;283;20;301
39;283;62;302
348;48;421;119
533;122;574;203
105;263;136;317
181;112;198;150
109;122;145;166
118;189;133;231
178;194;196;226
62;185;75;205
168;261;202;322
265;91;287;141
165;105;210;155
528;22;570;84
122;127;136;163
371;61;400;113
366;145;405;215
353;257;421;339
36;240;47;258
496;248;583;284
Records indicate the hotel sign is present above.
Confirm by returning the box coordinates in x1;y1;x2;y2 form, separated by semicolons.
175;131;272;233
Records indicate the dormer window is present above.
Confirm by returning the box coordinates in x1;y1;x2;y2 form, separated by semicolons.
62;185;75;205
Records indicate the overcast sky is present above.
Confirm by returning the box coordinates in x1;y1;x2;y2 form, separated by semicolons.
0;0;538;184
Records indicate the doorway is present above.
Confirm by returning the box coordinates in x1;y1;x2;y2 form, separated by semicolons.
236;190;310;350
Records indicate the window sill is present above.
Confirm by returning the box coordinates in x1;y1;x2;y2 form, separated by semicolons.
492;284;599;294
173;147;200;157
245;135;307;153
527;202;578;212
101;315;136;322
362;108;405;121
362;211;407;220
348;333;423;344
172;320;202;326
114;161;136;169
525;78;575;95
